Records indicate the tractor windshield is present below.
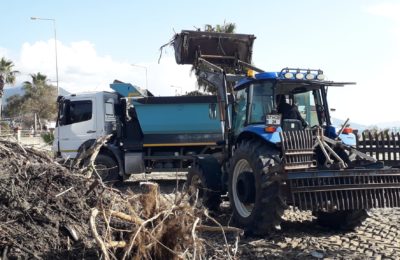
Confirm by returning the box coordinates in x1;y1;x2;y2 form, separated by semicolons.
293;92;319;126
233;81;274;134
249;81;274;124
275;81;328;127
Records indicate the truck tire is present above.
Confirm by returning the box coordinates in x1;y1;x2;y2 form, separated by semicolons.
94;154;121;182
314;210;369;230
228;139;285;235
186;161;222;211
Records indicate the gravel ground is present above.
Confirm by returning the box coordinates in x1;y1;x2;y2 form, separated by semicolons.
120;175;400;259
238;208;400;259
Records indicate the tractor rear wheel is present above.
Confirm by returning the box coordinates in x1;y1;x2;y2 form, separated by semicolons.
228;139;285;235
314;210;369;230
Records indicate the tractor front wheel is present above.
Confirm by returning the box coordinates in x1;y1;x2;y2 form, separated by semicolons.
228;139;286;235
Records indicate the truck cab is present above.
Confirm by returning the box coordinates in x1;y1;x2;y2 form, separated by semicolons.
53;91;118;159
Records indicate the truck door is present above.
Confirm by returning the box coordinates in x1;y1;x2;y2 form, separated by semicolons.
57;98;97;159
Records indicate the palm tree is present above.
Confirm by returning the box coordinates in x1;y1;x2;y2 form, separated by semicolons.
0;57;18;97
23;73;57;130
0;57;18;122
23;72;48;94
194;22;236;94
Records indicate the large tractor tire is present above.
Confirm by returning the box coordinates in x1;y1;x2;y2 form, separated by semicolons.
228;139;285;235
94;154;121;182
314;210;369;231
186;157;222;211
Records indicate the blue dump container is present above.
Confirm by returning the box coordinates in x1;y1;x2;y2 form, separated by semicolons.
130;96;223;146
111;82;223;146
131;96;221;134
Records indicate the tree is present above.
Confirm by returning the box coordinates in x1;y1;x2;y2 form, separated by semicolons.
0;57;18;120
185;90;207;96
193;22;237;94
6;73;58;129
3;94;24;118
204;22;236;33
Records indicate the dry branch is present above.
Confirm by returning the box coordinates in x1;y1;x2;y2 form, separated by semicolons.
196;225;243;234
90;208;110;260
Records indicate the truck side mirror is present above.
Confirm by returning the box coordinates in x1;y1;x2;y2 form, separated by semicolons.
60;99;70;126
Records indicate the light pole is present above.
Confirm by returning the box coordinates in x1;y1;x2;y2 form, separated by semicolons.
131;64;148;89
31;17;59;95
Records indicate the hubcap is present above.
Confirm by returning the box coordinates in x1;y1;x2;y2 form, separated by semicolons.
233;159;255;218
236;171;256;204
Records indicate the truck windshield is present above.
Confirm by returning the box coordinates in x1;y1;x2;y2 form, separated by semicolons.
249;81;274;124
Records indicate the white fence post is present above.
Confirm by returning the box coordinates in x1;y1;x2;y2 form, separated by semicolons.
17;129;21;143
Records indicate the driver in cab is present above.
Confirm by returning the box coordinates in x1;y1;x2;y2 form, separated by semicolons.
276;94;308;128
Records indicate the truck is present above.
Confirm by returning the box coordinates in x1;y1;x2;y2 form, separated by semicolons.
53;30;400;235
54;81;225;181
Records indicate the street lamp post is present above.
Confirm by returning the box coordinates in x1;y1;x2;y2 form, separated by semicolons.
131;64;148;89
31;17;59;95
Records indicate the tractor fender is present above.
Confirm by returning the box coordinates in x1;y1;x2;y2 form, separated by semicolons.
236;125;281;146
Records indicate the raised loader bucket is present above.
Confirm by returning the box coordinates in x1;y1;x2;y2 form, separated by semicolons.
173;30;256;66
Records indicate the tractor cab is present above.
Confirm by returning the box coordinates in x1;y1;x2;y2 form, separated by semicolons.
233;68;355;144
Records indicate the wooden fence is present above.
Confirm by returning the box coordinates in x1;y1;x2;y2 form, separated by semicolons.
356;132;400;167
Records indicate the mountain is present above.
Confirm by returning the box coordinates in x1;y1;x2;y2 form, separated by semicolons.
332;118;400;132
331;117;367;132
2;85;70;106
2;85;25;106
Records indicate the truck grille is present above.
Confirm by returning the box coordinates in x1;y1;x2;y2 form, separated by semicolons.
288;170;400;211
280;130;316;170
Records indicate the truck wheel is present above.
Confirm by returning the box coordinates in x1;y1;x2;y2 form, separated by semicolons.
228;139;285;235
187;164;222;211
94;154;121;182
314;210;369;230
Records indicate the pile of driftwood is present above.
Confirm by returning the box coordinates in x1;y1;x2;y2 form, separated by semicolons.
90;181;242;260
0;138;241;259
0;139;98;259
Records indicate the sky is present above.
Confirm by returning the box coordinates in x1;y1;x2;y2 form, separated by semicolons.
1;0;400;125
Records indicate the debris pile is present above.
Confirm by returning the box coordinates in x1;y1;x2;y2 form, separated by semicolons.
0;140;100;259
91;182;206;259
0;139;238;259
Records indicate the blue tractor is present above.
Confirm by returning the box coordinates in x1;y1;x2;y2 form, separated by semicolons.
174;30;400;235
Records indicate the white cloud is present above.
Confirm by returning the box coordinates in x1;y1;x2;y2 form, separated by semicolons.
0;47;9;58
351;2;400;124
366;2;400;23
16;39;196;96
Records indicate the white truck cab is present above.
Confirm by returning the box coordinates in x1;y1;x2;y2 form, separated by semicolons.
53;91;118;159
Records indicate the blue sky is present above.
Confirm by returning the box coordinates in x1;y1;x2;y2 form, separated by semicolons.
1;0;400;125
